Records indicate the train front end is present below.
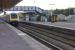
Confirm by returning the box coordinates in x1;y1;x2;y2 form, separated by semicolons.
10;13;19;26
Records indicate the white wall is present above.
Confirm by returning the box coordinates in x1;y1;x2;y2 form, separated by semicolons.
66;15;75;23
58;14;66;21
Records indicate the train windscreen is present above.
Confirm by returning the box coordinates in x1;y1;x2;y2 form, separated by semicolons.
11;14;17;18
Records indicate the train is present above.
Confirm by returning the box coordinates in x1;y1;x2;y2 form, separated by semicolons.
9;13;19;25
0;13;19;26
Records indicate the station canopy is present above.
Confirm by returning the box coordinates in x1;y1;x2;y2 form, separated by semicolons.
0;0;22;9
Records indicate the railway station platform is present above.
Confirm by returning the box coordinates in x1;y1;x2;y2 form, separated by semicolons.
0;20;50;50
27;22;75;30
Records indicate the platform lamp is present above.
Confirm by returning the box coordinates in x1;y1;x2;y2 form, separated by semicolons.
33;0;35;6
49;4;55;22
33;0;36;12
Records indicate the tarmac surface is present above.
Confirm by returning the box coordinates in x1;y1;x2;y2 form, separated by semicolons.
0;20;50;50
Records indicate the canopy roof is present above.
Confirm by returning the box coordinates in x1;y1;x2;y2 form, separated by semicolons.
0;0;22;9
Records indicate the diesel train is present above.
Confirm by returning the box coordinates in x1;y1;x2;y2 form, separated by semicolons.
9;13;19;25
0;13;19;25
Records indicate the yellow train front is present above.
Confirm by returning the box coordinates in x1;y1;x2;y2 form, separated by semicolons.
9;13;19;26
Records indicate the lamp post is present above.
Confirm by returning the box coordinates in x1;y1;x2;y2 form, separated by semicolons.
33;0;36;6
49;4;55;22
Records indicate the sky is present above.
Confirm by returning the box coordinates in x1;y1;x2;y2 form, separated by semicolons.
16;0;75;10
1;0;75;15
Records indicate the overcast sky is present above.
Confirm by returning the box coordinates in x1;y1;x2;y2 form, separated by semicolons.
16;0;75;10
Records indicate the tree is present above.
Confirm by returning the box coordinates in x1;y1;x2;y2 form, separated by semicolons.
53;8;74;16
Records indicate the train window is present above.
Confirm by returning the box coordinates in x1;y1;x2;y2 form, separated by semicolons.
11;14;17;18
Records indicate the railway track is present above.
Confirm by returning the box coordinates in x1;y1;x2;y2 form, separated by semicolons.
16;22;75;50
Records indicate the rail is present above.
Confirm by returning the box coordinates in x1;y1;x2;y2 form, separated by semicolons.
17;22;75;50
